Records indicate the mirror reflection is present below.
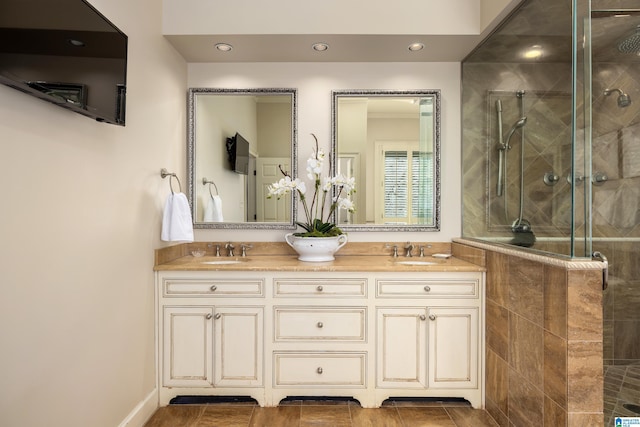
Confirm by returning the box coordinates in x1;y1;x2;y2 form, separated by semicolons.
332;90;440;231
187;88;297;229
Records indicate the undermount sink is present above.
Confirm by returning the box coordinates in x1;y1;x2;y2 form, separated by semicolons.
200;259;246;265
394;260;438;266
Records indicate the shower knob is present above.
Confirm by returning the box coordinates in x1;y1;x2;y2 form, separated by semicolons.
592;172;608;185
543;171;560;186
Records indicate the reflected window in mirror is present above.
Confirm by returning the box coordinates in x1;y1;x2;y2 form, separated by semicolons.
331;90;440;231
187;88;298;229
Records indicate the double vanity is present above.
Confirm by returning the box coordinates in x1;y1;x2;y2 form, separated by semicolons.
154;241;485;408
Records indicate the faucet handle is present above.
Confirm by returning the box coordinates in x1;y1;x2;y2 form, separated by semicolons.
385;243;399;258
241;244;253;257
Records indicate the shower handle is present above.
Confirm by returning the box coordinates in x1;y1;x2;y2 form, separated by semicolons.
592;251;608;290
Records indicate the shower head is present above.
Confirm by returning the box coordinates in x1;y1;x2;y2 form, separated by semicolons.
604;88;632;108
504;116;528;145
618;25;640;54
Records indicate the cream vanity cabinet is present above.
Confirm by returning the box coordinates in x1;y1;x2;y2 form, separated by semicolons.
375;277;480;399
158;274;265;405
156;269;484;408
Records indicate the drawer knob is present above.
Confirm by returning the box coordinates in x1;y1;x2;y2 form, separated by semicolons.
316;285;323;292
429;314;436;321
215;313;222;320
424;285;431;292
419;314;426;321
206;313;212;320
317;367;323;374
317;322;324;328
210;285;218;291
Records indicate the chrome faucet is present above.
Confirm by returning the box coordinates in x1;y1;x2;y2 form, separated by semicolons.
225;242;235;257
404;242;414;257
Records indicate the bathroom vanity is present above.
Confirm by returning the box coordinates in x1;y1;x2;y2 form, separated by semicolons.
154;243;485;408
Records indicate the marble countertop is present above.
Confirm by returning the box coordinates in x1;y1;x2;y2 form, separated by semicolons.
154;253;484;273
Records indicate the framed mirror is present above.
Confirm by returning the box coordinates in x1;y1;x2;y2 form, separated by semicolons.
187;88;297;229
331;90;440;231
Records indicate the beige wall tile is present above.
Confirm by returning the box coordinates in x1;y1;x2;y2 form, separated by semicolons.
544;331;567;409
544;396;567;427
487;300;509;359
567;341;603;413
487;251;509;306
510;313;544;388
508;368;544;427
567;270;603;341
486;349;509;415
544;265;567;339
509;257;544;326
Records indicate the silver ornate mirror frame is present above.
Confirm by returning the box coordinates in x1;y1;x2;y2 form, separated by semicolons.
187;88;298;229
331;89;441;231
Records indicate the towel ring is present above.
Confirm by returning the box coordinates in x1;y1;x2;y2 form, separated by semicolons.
202;177;219;198
160;168;182;194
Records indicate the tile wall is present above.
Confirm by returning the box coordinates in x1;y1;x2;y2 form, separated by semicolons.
453;241;603;426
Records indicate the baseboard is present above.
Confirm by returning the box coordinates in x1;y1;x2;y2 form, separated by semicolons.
118;388;158;427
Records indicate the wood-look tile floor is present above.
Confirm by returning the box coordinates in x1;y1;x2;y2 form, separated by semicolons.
144;399;499;427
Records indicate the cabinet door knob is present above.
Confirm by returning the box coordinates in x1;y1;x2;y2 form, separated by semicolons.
205;313;213;320
215;313;222;319
429;314;436;321
419;314;426;321
210;285;217;291
317;367;323;374
424;285;431;292
316;285;323;292
317;322;324;328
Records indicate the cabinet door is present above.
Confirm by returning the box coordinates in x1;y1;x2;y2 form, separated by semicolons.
427;307;478;389
376;307;427;388
213;306;264;387
163;306;213;387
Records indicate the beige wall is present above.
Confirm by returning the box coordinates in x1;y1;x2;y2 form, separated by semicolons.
188;62;462;242
0;0;187;426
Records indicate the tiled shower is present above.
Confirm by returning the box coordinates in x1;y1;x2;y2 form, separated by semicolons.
461;0;640;424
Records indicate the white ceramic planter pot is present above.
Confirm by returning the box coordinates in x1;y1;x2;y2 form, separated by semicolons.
284;233;348;262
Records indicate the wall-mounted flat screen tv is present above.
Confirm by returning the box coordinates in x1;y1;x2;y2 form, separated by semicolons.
226;132;250;175
0;0;128;125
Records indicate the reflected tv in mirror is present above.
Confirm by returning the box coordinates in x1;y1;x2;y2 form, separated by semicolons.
226;132;250;175
0;0;128;125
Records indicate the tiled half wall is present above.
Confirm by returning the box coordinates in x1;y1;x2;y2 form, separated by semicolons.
453;240;603;426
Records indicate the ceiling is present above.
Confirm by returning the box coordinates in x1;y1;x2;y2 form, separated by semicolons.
165;34;489;63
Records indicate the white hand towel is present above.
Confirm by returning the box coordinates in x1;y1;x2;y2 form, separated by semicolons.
204;195;224;222
161;192;194;242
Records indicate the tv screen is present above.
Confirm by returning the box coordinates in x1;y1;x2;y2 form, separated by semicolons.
0;0;128;125
225;132;250;175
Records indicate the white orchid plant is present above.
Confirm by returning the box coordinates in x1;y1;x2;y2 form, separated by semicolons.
268;134;355;237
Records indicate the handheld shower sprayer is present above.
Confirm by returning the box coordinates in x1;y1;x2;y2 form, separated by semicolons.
504;117;528;148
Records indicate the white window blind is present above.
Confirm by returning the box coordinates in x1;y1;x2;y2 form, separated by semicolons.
383;150;432;224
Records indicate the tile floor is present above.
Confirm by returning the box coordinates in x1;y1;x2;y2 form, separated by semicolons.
605;365;640;426
144;398;499;427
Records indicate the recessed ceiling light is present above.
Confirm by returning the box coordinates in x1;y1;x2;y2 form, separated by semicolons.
408;42;424;52
67;38;85;47
523;44;543;59
215;43;233;52
312;42;329;52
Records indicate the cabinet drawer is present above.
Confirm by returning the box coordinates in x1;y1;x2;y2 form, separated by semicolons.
274;352;366;386
273;278;367;297
163;278;264;297
274;307;366;341
376;279;478;298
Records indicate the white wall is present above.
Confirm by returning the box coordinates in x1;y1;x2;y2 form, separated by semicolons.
0;0;186;425
164;0;480;35
188;62;462;242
